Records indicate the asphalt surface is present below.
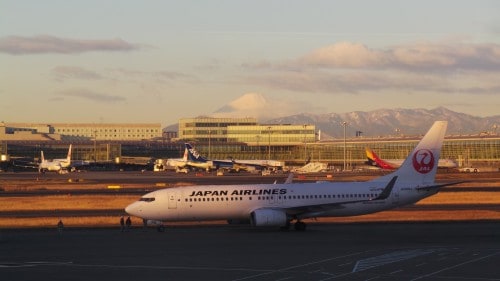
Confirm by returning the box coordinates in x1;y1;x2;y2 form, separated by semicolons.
1;222;499;281
1;171;499;280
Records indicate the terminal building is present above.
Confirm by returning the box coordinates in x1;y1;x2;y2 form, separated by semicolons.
2;122;162;141
1;119;499;171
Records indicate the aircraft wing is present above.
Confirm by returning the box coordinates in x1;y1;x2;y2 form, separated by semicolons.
415;181;466;191
283;176;398;216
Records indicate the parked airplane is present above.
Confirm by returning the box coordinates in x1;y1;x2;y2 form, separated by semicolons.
189;143;285;172
163;144;230;173
38;144;72;174
184;143;233;171
365;147;458;170
163;147;189;173
126;121;459;231
166;143;283;173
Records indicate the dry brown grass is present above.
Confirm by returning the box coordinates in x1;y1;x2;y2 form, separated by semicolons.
1;183;499;228
418;192;500;204
0;195;138;211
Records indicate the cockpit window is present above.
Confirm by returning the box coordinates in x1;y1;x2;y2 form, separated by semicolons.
139;197;155;202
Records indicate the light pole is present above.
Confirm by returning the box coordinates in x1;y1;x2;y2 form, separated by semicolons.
303;124;307;163
256;135;261;158
93;129;97;163
267;126;271;160
208;130;211;159
341;122;348;171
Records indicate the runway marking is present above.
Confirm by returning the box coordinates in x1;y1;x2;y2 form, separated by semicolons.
69;263;271;273
410;251;500;281
0;261;271;273
353;249;436;272
0;261;73;268
231;251;368;281
389;269;403;274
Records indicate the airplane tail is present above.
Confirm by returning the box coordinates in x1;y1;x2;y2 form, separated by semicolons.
185;143;208;162
373;121;447;185
66;144;72;162
40;150;45;162
182;147;188;161
365;147;396;169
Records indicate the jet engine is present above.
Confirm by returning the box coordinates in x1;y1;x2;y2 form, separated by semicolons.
250;209;287;227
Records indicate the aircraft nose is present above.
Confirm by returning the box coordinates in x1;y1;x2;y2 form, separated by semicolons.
125;201;141;217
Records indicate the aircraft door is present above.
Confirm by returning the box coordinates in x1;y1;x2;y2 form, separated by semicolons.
168;191;178;209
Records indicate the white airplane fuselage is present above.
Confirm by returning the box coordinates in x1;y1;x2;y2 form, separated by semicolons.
39;144;72;173
125;180;437;223
126;121;449;229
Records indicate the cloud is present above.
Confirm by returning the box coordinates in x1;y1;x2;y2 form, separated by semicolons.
0;35;139;55
109;68;197;83
250;41;500;72
57;88;126;103
211;93;323;121
247;70;445;94
51;66;103;81
153;71;197;82
299;42;387;68
242;40;500;96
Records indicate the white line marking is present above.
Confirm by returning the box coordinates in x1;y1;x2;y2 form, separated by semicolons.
410;251;500;281
232;251;368;281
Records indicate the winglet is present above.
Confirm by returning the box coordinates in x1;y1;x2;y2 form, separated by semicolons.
374;176;398;200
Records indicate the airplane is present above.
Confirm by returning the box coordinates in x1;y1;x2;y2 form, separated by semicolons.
184;143;233;171
126;121;457;231
365;147;458;170
163;147;189;173
164;143;281;173
38;144;72;174
183;143;283;172
163;144;230;173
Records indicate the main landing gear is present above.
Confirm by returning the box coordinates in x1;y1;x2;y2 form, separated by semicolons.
294;221;307;231
281;220;307;231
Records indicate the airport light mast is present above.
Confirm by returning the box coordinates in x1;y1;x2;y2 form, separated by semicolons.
267;126;271;160
341;121;348;171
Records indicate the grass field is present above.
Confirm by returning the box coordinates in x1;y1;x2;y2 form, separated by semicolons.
1;171;499;228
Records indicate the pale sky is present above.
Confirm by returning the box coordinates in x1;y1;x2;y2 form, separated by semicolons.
1;0;499;127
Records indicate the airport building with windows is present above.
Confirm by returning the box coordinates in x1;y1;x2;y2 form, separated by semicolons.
1;119;499;171
2;123;162;141
175;117;499;170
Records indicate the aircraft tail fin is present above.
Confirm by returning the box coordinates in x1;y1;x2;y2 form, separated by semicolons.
185;143;208;162
40;150;45;162
66;144;72;162
182;147;188;161
365;147;396;169
373;121;447;185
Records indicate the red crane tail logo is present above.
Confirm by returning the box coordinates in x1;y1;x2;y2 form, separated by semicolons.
412;149;435;174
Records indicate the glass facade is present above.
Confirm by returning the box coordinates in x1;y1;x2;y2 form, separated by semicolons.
179;117;258;142
188;136;500;168
227;125;316;145
4;123;162;141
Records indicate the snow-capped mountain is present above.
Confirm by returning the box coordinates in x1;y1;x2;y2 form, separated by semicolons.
266;107;500;138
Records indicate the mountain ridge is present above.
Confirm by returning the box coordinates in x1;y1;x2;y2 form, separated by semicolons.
165;107;500;138
265;107;500;138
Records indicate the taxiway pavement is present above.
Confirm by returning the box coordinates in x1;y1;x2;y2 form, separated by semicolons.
1;222;499;281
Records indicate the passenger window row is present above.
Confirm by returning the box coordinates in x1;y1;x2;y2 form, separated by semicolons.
184;193;378;203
